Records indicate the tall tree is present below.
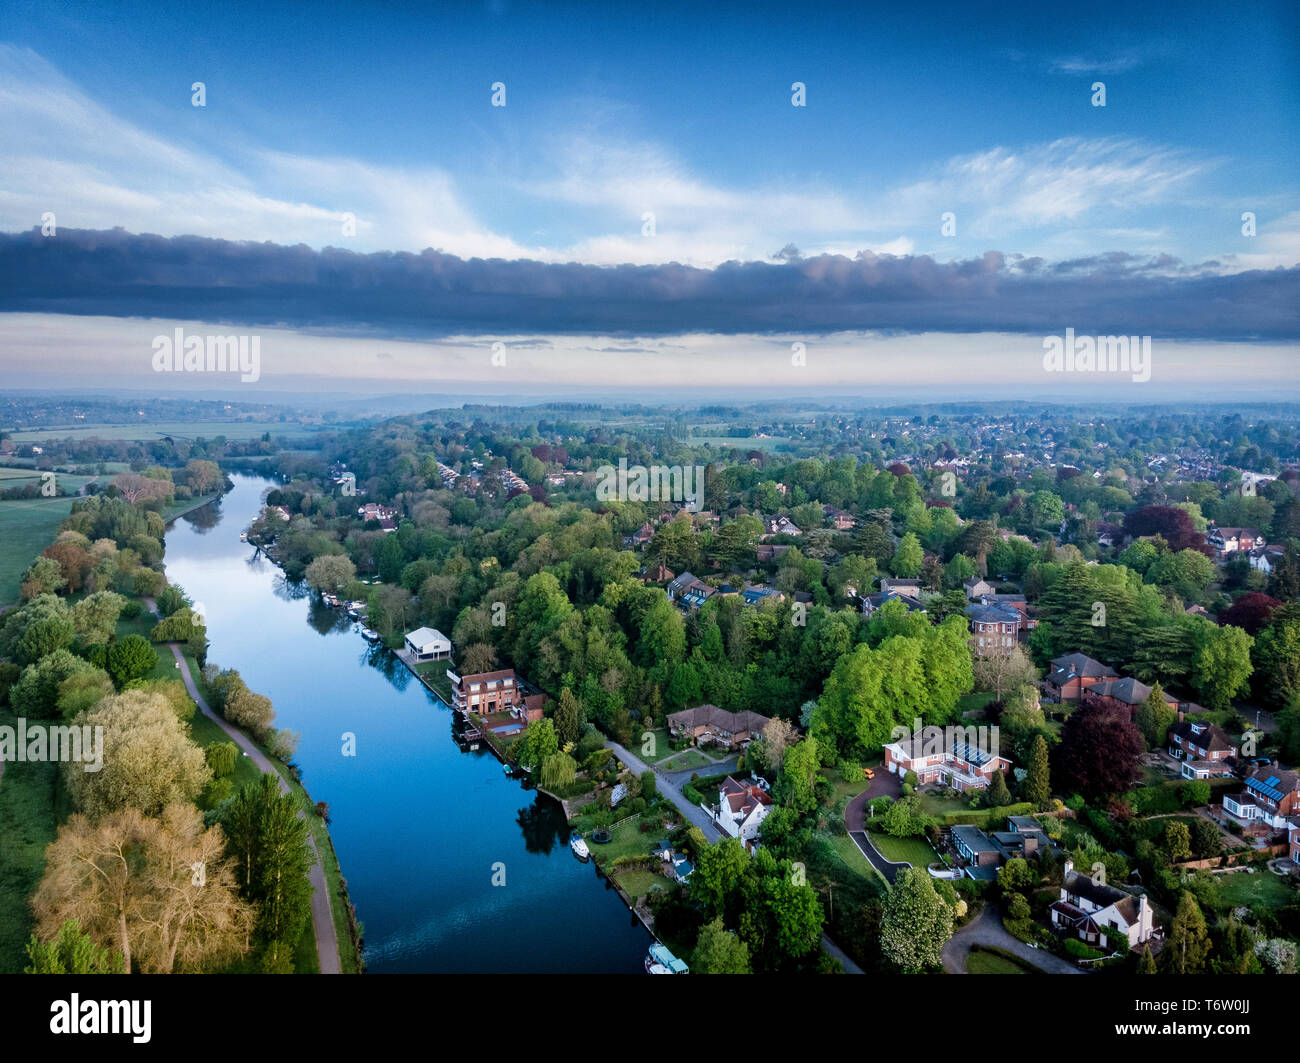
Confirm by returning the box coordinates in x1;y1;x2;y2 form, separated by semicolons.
1162;891;1210;975
880;868;954;973
691;916;751;974
1023;734;1052;807
1051;701;1145;800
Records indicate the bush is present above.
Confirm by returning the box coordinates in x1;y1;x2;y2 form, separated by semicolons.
640;771;657;800
1066;794;1086;812
119;599;144;620
1062;937;1105;960
839;759;863;784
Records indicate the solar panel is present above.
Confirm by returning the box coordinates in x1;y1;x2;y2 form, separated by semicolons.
1267;776;1280;787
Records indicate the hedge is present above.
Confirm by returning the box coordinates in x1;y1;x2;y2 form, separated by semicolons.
942;802;1034;827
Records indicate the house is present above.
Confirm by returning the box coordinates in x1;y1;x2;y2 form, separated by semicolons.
403;627;452;662
951;821;1050;879
1050;859;1154;949
860;589;925;618
1223;764;1300;832
966;601;1023;657
1251;545;1285;575
764;515;802;537
963;576;996;600
717;776;773;842
1168;718;1236;779
357;502;397;522
756;544;791;563
445;668;546;726
624;522;655;547
879;577;922;595
1290;820;1300;864
640;562;675;583
667;704;769;750
741;583;784;606
823;505;857;530
666;571;698;601
988;593;1035;631
1082;676;1172;717
883;731;1012;792
1045;653;1119;702
1209;526;1265;556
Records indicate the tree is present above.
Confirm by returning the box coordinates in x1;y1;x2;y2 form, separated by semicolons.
1023;734;1051;807
105;634;159;688
775;738;820;813
219;774;312;971
10;650;96;718
1163;821;1192;863
305;554;357;595
986;769;1012;807
1220;592;1281;636
997;857;1036;892
1052;701;1145;800
224;687;275;740
20;556;67;599
892;532;923;578
206;741;240;778
460;641;498;675
554;687;581;747
514;718;559;770
1253;617;1300;708
1134;681;1176;747
691;837;751;920
881;794;923;837
1192;623;1254;711
32;803;252;973
65;690;212;819
1162;891;1210;975
972;643;1038;701
183;459;223;496
68;591;126;644
691;916;751;974
56;667;115;721
880;867;954;973
25;919;125;974
1137;946;1157;974
539;751;577;790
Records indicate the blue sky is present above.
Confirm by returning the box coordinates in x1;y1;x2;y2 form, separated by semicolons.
0;0;1297;397
3;0;1297;267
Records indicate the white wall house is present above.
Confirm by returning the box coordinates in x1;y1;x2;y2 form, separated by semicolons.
404;627;452;662
717;776;773;842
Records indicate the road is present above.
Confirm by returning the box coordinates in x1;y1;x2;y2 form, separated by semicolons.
609;739;864;973
941;905;1083;974
146;598;341;974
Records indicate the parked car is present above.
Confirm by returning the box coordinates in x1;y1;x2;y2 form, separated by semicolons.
864;767;875;780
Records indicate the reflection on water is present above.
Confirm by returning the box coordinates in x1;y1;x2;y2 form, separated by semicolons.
161;474;651;973
178;499;222;533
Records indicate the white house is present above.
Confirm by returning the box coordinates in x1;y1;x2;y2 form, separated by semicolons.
403;627;452;662
717;776;773;842
1049;859;1154;950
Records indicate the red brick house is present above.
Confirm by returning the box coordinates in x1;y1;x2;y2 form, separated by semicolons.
1045;653;1119;702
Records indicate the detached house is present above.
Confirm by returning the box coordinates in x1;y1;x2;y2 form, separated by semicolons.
963;576;996;600
1209;527;1266;556
764;515;802;537
717;776;774;842
966;601;1023;657
1223;765;1300;832
667;705;769;751
883;731;1011;793
445;668;546;729
1167;719;1236;779
403;626;452;662
1050;859;1154;949
861;589;925;618
1045;653;1119;703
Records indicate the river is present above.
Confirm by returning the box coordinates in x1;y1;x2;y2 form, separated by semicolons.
161;473;651;973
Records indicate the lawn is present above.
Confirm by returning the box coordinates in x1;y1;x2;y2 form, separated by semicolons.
656;750;710;773
966;945;1032;974
0;711;65;974
828;833;889;888
636;727;670;761
1216;869;1297;909
614;868;671;904
867;831;938;867
0;494;80;607
586;817;659;866
956;691;996;718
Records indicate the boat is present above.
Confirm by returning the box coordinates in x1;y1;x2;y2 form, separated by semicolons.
645;942;689;974
239;530;247;542
570;835;590;860
360;627;380;642
502;762;513;774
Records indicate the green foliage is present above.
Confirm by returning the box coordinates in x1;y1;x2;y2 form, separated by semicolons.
105;634;159;687
880;867;954;973
25;919;125;974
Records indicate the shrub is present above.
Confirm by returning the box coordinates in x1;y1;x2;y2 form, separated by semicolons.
119;599;144;620
1062;937;1105;960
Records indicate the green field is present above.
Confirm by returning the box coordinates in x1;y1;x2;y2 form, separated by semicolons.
867;831;938;866
0;495;81;607
614;868;670;904
6;421;324;443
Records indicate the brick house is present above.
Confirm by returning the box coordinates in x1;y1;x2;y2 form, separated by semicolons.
1223;765;1300;832
1167;719;1237;779
1045;653;1119;703
667;705;769;750
445;668;546;721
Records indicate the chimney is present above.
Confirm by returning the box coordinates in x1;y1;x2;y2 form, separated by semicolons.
1177;708;1184;723
1063;857;1074;877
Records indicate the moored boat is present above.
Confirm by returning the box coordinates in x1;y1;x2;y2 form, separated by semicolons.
570;834;590;859
360;627;380;642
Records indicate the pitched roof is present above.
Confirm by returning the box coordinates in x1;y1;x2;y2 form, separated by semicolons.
966;602;1022;624
1087;676;1155;705
1246;768;1300;801
1064;867;1129;908
1168;719;1235;754
1048;652;1116;681
667;704;769;735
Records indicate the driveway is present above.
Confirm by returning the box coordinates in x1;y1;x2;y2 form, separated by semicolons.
660;752;739;788
941;906;1083;975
